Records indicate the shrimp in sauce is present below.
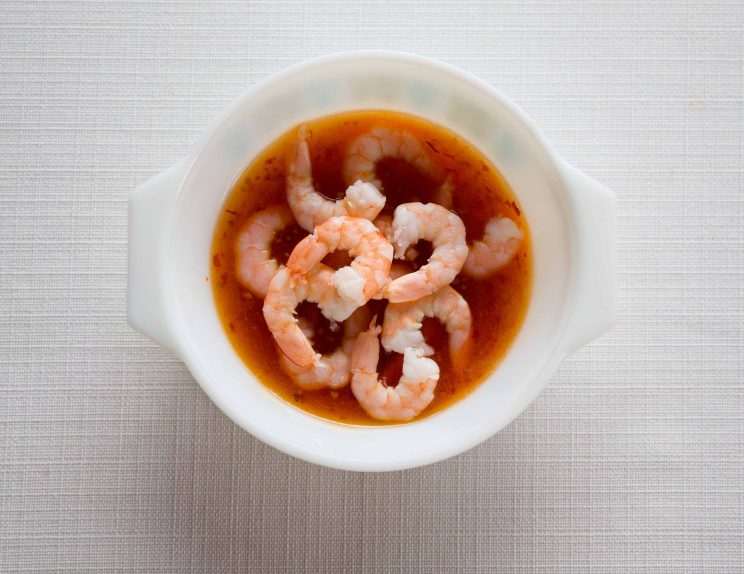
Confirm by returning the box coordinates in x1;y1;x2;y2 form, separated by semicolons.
463;216;524;279
234;205;296;298
263;265;343;368
382;285;472;369
211;110;531;425
278;306;371;390
343;125;453;209
351;322;439;422
384;202;468;303
287;216;393;321
287;125;385;232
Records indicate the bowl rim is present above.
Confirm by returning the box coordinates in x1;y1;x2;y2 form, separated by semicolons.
166;50;577;471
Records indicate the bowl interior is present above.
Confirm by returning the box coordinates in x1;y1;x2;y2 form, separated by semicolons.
167;53;572;471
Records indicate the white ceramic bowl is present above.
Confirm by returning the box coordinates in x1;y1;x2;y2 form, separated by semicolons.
128;51;616;471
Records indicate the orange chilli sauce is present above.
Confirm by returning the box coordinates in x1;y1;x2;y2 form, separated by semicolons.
210;111;531;425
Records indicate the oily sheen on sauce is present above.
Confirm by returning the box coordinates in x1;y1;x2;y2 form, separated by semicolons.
210;111;532;425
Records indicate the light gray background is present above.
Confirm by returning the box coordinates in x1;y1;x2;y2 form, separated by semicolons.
1;1;742;572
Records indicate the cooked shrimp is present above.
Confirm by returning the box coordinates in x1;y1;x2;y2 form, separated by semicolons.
343;126;440;189
463;216;524;279
343;126;454;207
234;205;296;298
381;285;472;368
287;125;385;231
263;265;337;368
350;322;439;422
287;216;393;321
278;306;371;389
384;203;468;303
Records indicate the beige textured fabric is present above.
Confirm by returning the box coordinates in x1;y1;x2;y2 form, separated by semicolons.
1;1;743;572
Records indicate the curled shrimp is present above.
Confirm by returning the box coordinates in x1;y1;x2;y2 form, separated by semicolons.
350;322;439;422
382;285;472;368
287;125;385;232
263;265;339;368
463;216;524;279
287;216;393;321
383;203;468;303
278;306;371;390
343;126;453;207
234;205;296;298
343;126;439;189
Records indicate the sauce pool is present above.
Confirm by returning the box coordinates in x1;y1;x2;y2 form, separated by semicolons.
210;110;532;425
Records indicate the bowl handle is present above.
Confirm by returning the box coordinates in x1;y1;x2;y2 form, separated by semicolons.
559;163;618;354
127;161;188;356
